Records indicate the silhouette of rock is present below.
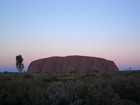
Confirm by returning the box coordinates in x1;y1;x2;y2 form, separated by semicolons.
27;55;119;72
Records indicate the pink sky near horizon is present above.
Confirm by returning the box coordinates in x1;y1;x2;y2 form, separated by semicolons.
0;49;140;71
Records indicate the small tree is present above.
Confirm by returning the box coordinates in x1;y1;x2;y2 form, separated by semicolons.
16;55;24;72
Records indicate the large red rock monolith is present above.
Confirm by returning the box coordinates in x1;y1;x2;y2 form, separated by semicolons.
27;55;119;72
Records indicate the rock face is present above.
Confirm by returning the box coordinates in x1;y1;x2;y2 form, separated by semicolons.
27;55;119;72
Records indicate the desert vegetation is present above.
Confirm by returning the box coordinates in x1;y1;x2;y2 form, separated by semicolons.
0;71;140;105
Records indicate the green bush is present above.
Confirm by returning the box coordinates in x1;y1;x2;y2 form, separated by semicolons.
23;74;33;79
0;71;139;105
86;79;122;105
41;76;59;83
3;71;9;74
45;80;87;105
87;70;99;73
111;76;140;104
69;70;78;73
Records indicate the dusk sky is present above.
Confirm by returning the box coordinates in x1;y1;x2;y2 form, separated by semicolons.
0;0;140;72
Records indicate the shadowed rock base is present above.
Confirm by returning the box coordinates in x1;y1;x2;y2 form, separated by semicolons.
27;55;119;72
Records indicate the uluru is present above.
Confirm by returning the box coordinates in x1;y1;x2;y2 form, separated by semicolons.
27;55;119;72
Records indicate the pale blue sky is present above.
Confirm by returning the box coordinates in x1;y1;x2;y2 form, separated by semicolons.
0;0;140;71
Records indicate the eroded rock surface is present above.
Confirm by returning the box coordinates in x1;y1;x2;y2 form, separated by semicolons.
27;55;119;72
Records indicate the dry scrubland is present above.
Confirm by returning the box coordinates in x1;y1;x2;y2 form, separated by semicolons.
0;71;140;105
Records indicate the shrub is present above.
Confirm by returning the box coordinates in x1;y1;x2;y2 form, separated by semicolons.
121;99;138;105
3;71;9;74
86;79;122;105
45;80;87;105
87;70;99;73
69;70;78;73
29;86;46;105
41;76;59;83
23;74;33;79
0;79;32;105
111;76;140;104
0;71;140;105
